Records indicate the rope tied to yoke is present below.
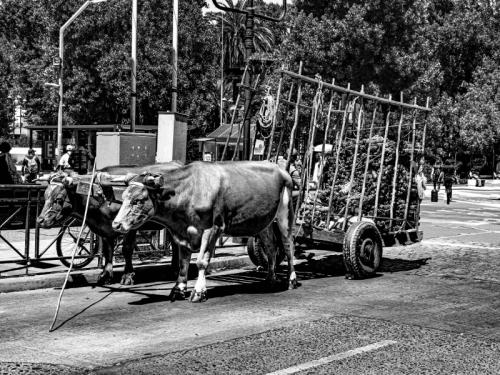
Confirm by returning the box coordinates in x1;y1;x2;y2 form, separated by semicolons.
49;160;97;332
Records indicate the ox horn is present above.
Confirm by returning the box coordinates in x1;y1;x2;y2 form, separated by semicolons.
49;171;67;184
143;174;164;189
108;173;139;185
95;172;113;186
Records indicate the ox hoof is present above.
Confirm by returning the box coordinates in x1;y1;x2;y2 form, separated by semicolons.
96;271;113;286
189;290;207;303
288;278;298;290
120;272;135;286
169;286;188;301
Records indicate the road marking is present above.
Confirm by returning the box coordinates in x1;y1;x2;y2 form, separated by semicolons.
424;240;500;250
266;340;397;375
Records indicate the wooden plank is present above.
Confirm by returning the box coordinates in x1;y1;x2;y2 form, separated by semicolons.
295;224;345;245
283;70;431;112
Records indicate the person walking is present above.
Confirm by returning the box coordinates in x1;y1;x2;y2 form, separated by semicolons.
57;145;74;171
0;141;21;184
21;149;41;183
431;163;443;191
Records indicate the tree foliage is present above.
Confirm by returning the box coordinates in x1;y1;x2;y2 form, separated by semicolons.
0;0;219;142
1;0;500;162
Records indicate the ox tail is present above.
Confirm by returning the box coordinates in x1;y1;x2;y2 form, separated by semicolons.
275;183;298;289
275;184;295;241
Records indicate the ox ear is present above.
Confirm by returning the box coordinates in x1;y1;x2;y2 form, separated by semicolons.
158;187;175;202
143;174;164;189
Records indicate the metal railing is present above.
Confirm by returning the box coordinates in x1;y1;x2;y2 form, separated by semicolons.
0;184;170;276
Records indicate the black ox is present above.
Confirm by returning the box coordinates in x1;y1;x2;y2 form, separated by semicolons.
36;162;182;285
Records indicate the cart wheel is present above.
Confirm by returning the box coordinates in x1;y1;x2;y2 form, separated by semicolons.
343;221;383;279
56;217;99;268
247;236;285;270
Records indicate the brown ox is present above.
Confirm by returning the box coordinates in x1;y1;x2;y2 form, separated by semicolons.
112;161;298;302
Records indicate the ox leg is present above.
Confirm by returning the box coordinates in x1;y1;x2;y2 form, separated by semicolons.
190;227;222;303
169;245;190;301
256;227;278;288
97;237;115;285
120;231;137;285
276;188;298;290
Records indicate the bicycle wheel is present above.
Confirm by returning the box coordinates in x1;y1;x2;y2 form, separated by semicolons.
56;217;99;268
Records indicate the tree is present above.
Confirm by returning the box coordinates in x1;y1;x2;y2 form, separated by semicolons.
0;0;221;158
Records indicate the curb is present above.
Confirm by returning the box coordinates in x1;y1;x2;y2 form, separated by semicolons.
0;255;254;294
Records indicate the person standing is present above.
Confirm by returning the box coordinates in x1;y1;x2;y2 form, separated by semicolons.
0;141;21;184
21;149;41;183
57;145;74;171
443;159;456;205
431;163;443;191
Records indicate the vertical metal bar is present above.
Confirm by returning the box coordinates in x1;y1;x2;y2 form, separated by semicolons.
421;97;430;156
310;80;335;224
249;134;256;160
374;95;392;217
404;98;418;222
131;0;137;130
285;61;304;172
171;0;178;114
232;73;261;161
25;188;31;273
415;97;431;235
221;65;249;161
342;87;365;231
358;104;378;220
389;93;405;229
265;70;283;160
242;2;255;160
35;188;41;260
296;79;323;217
326;86;351;225
274;79;297;162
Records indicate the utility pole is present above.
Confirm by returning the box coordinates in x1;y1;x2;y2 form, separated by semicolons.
131;0;137;131
51;0;108;160
212;0;286;160
171;0;178;112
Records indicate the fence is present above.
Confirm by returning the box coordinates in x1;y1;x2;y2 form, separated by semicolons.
0;183;171;277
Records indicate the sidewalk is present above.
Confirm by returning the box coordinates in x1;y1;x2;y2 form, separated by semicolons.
427;179;500;191
0;237;252;293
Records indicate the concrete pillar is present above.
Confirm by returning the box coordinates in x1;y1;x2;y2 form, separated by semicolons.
156;112;187;163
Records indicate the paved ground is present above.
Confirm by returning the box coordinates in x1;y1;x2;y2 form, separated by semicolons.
0;183;499;374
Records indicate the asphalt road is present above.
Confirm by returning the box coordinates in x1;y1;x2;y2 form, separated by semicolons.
0;185;499;374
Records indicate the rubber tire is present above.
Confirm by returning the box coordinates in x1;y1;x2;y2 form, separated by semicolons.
343;221;383;279
247;236;286;269
56;217;98;269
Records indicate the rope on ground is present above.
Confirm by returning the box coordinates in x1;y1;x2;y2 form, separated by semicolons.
49;160;97;332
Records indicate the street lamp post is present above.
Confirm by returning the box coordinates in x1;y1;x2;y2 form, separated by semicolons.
212;0;286;160
131;0;137;131
8;95;26;136
55;0;108;160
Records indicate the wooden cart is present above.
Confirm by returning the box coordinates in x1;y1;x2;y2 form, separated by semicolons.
232;64;431;278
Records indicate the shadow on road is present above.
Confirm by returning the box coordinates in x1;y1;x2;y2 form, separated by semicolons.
98;254;431;305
